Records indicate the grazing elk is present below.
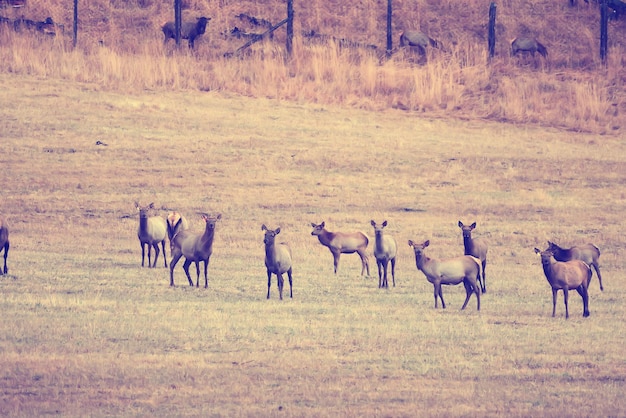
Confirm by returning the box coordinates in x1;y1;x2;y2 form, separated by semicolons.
310;221;370;276
408;240;481;311
0;216;9;275
162;16;211;49
370;220;397;288
547;241;603;291
135;202;168;268
511;37;548;58
169;213;221;287
262;225;293;300
399;30;441;55
534;247;591;319
458;221;488;293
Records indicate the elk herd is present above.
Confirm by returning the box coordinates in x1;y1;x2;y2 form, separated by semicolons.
0;206;605;319
126;203;605;318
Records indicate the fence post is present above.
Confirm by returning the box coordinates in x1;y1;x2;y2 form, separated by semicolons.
174;0;182;46
488;2;497;61
73;0;78;47
286;0;293;56
386;0;393;56
600;0;608;64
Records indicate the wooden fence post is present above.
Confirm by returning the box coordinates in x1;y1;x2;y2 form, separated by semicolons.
488;2;497;60
174;0;182;46
286;0;293;56
386;0;393;56
600;0;608;64
73;0;78;47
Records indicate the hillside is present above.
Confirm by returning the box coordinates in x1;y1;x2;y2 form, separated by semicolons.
1;0;625;133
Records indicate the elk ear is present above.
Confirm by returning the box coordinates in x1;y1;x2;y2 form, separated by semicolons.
534;248;541;255
424;240;430;247
320;221;325;228
458;221;463;228
311;223;316;228
149;202;155;209
216;214;222;220
382;220;387;227
276;228;281;235
262;224;267;231
470;222;477;229
135;202;140;210
408;240;414;247
370;220;375;227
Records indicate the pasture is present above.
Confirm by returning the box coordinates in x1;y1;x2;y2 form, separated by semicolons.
0;73;625;416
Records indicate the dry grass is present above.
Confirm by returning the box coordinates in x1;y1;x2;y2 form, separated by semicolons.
0;0;625;133
1;73;626;416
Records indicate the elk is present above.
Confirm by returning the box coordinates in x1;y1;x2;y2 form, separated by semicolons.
547;241;603;291
399;30;441;55
166;211;189;242
0;216;9;275
370;220;397;288
169;213;221;287
408;240;481;311
534;248;591;319
262;225;293;300
135;202;168;268
458;221;488;293
310;221;370;276
162;17;211;49
511;37;548;58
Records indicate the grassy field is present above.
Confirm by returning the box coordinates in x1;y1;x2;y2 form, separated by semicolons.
0;73;625;416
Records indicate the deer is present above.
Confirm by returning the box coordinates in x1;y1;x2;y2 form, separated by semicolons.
162;17;211;49
0;216;9;275
310;222;370;276
262;225;293;300
166;211;189;242
408;240;481;311
370;220;397;288
399;30;442;55
135;202;168;268
169;213;221;288
547;241;603;291
534;247;591;319
511;37;548;58
458;221;488;293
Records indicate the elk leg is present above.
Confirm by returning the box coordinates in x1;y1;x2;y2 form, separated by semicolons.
481;260;487;293
552;288;558;317
169;252;183;286
151;243;160;268
331;250;341;274
563;287;570;319
277;272;284;300
140;242;146;267
461;280;472;310
287;268;293;298
161;240;168;268
391;258;396;287
593;263;604;291
182;259;194;286
266;270;272;299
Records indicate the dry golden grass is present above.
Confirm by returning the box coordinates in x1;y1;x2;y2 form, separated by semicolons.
1;73;626;416
0;0;625;133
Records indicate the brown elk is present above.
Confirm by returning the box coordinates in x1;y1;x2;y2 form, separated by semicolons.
547;241;603;291
458;221;488;293
534;247;591;319
262;225;293;300
0;216;9;275
370;220;397;288
310;222;370;276
169;213;221;287
399;30;441;55
166;211;189;242
162;17;211;49
135;202;168;268
408;240;481;311
511;37;548;58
